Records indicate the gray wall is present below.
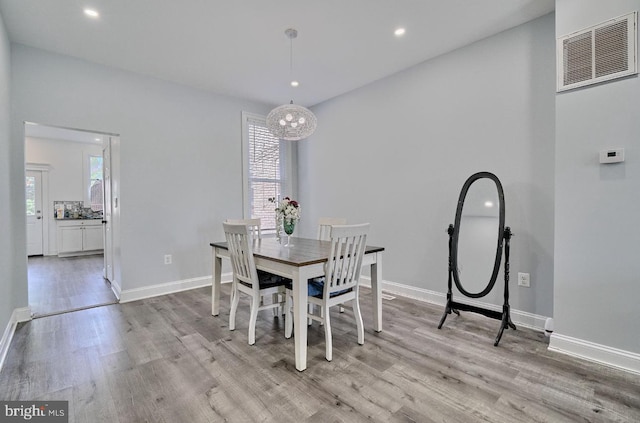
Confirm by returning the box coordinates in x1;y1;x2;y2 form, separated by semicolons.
0;10;17;332
10;44;273;297
555;0;640;354
299;14;556;317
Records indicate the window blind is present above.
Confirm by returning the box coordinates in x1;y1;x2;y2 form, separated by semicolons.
246;117;283;231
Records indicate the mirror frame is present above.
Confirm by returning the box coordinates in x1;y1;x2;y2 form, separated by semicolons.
451;171;505;298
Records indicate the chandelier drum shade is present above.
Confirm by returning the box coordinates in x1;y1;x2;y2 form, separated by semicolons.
266;101;317;141
266;28;317;141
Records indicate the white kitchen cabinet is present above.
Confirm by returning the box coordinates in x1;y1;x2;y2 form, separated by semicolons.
59;226;84;253
83;224;104;251
57;220;104;256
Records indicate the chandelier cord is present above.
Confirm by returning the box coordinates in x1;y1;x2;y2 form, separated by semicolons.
290;35;293;79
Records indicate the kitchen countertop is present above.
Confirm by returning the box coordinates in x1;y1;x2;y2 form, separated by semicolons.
56;217;104;221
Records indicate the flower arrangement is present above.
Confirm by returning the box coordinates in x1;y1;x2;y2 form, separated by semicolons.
269;197;301;242
274;197;301;222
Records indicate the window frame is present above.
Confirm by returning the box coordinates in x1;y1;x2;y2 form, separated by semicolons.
241;111;297;233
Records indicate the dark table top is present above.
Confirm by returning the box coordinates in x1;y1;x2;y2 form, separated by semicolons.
211;237;384;267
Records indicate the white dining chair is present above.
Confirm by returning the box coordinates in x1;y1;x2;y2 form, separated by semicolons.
316;217;348;316
286;223;370;361
225;218;261;239
225;218;283;315
223;222;289;345
317;217;347;241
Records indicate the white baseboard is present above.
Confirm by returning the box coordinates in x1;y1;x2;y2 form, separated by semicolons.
0;307;32;373
549;333;640;375
363;278;447;307
119;272;233;303
360;276;548;332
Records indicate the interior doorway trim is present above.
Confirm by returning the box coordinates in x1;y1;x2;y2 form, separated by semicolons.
25;162;52;171
25;121;120;137
24;122;122;316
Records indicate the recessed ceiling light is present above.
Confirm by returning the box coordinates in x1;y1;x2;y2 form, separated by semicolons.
84;8;100;18
394;28;406;37
290;80;299;87
484;201;494;208
94;138;101;142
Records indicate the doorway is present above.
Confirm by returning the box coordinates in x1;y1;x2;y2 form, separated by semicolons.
26;170;44;256
24;122;120;317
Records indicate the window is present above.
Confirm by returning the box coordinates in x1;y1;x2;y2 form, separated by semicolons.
242;112;296;231
89;155;104;212
25;176;35;216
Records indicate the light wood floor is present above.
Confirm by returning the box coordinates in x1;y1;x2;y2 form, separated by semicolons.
1;285;638;422
28;254;117;317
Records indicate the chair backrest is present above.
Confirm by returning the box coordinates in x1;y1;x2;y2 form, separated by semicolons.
223;223;259;289
317;217;347;241
225;218;261;239
324;223;369;297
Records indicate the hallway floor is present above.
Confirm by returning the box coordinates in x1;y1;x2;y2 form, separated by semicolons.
28;254;117;317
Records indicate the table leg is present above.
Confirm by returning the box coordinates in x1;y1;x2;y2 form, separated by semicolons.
371;252;383;332
293;268;309;371
211;248;222;316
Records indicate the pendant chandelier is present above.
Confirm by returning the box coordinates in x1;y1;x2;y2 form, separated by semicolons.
266;28;317;141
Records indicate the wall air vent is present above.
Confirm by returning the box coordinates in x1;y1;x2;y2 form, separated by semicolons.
557;12;637;92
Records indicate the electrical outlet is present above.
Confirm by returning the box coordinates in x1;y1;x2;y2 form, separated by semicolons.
164;254;172;265
518;272;530;287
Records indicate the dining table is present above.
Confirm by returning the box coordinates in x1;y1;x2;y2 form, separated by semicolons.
210;236;384;371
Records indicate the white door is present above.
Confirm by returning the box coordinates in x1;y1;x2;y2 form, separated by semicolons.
103;140;114;282
26;170;44;256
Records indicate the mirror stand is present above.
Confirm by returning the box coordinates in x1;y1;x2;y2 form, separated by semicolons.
438;225;516;346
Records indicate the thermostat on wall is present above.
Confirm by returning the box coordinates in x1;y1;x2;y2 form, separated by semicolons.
599;148;625;164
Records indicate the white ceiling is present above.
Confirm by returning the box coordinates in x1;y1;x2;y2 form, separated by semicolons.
0;0;554;107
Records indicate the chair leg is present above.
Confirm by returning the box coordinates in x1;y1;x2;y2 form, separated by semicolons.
323;304;333;361
229;282;239;331
272;293;280;317
280;291;287;316
248;294;259;345
308;303;314;326
353;297;364;345
285;290;293;338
